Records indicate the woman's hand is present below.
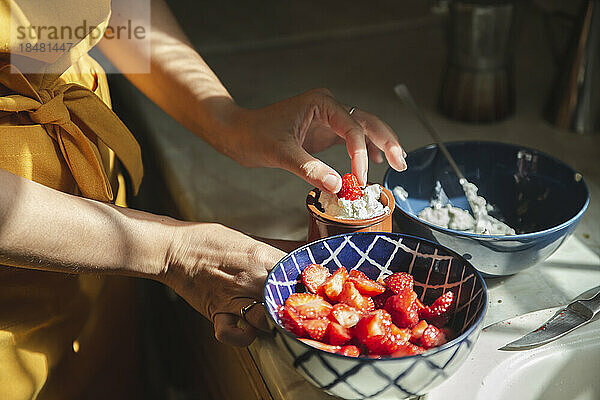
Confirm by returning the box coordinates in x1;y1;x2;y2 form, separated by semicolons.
223;89;407;193
161;223;287;347
104;0;405;193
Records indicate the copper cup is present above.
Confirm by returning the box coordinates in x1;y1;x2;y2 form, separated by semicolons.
306;186;395;242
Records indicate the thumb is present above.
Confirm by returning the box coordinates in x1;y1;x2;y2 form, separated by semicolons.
278;142;342;194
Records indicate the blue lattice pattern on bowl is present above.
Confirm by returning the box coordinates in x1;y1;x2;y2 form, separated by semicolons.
264;232;487;400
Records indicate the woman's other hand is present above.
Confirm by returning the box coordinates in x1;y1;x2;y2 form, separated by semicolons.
161;223;286;347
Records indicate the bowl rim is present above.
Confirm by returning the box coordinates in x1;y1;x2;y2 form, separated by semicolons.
263;231;488;362
306;185;395;227
383;140;591;240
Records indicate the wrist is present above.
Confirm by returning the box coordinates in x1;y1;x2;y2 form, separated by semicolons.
159;223;286;292
119;208;182;282
158;221;219;290
189;96;250;159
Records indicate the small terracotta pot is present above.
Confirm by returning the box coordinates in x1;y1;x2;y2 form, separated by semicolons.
306;186;395;242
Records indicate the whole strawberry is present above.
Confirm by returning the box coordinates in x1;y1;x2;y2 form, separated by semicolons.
337;173;363;200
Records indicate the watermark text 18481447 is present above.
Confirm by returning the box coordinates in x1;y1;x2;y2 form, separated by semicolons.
9;0;151;74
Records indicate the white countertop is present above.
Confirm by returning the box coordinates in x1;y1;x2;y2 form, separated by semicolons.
109;5;600;399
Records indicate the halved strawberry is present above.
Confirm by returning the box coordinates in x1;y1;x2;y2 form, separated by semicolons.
285;293;332;319
390;324;412;344
419;291;455;327
365;325;411;355
299;338;341;353
384;289;417;314
419;324;447;349
338;345;361;357
390;342;426;357
373;288;394;309
353;309;393;345
349;270;386;296
320;267;349;301
384;272;414;294
410;320;428;343
337;173;363;200
385;292;419;329
388;325;411;353
330;303;361;328
337;281;375;313
279;307;306;337
302;264;330;294
303;318;330;341
364;335;390;355
327;322;352;345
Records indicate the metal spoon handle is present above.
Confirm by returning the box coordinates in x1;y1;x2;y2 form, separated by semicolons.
394;84;466;183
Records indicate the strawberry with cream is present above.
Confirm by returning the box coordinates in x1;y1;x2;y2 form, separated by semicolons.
319;173;389;220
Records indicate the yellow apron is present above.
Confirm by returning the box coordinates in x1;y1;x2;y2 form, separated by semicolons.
0;1;144;398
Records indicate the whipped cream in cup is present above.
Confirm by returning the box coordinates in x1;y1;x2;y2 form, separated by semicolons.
306;184;395;242
319;184;390;220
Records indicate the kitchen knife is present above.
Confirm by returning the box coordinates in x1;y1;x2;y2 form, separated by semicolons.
499;285;600;351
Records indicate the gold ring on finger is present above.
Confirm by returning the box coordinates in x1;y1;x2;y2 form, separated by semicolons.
240;300;262;322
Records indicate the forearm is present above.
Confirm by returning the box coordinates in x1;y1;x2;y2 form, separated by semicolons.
98;0;240;155
0;168;173;279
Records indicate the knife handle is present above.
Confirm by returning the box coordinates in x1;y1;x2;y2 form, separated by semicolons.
573;287;600;317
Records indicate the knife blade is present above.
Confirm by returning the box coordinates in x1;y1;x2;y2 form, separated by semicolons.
499;285;600;351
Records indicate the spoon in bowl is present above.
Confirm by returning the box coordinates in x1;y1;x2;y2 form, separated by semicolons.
394;84;478;216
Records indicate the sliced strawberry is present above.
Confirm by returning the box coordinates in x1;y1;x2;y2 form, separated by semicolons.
349;270;366;278
389;325;412;352
338;345;361;357
419;324;447;349
319;267;349;301
337;173;363;200
279;307;306;337
384;289;418;314
386;292;419;329
299;338;342;353
415;298;426;312
330;303;361;328
390;324;411;344
364;324;409;355
390;342;426;357
419;291;455;327
338;281;375;313
302;263;330;294
348;270;386;296
285;293;332;319
353;309;393;345
373;288;394;310
303;319;330;341
327;322;352;345
364;335;390;355
384;272;414;294
410;320;428;343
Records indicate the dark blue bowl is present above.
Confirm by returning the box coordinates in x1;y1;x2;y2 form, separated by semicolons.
384;141;590;277
264;232;487;400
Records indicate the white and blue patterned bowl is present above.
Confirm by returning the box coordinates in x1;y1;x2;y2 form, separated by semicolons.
263;232;487;400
